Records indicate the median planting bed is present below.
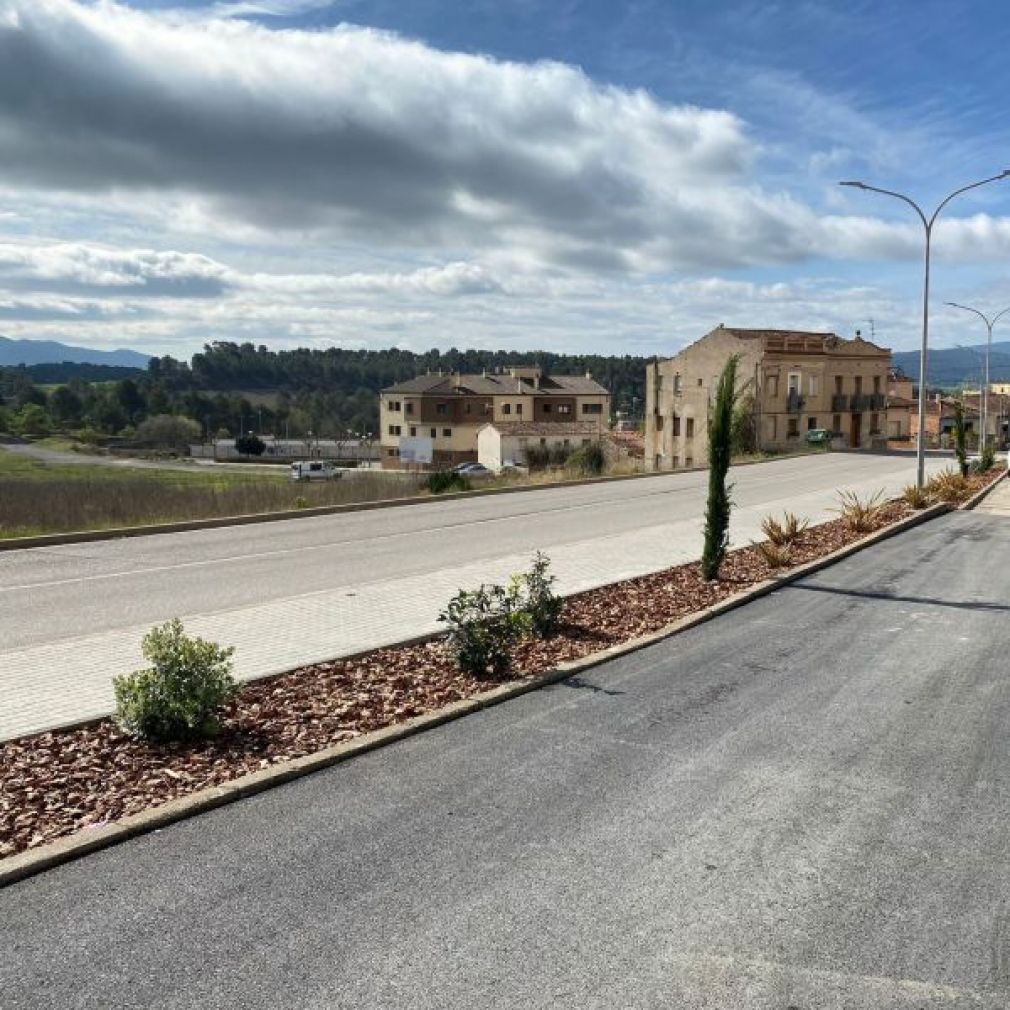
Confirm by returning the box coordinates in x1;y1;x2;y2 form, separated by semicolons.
1;468;1002;862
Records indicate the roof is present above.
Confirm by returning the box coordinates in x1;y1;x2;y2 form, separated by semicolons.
719;327;890;355
886;396;917;408
381;371;609;396
479;421;604;437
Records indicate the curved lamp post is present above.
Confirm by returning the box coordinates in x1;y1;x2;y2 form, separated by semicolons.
944;301;1010;451
839;171;1010;486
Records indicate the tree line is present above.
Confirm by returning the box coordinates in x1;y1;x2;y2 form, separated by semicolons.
0;342;649;444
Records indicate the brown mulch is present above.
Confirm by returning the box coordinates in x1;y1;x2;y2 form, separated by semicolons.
0;470;1001;859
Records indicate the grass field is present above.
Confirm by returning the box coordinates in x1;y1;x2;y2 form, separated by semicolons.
0;449;423;537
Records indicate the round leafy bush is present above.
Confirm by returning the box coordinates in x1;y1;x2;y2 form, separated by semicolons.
113;619;237;741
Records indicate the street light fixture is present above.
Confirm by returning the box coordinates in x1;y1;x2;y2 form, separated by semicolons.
944;301;1010;451
839;170;1010;487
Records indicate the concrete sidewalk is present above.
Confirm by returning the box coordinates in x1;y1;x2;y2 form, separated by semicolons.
975;467;1010;515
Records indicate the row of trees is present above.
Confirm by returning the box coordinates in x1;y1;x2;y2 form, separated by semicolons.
0;342;648;443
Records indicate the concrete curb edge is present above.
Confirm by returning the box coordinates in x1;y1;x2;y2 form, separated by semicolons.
0;495;950;888
961;469;1008;510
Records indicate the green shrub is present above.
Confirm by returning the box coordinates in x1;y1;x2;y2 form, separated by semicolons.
926;468;971;503
759;511;808;546
525;444;571;470
113;619;237;741
565;442;606;477
753;540;792;568
427;470;470;494
510;551;563;638
901;483;931;509
438;584;523;679
835;488;886;532
975;442;997;473
234;433;266;456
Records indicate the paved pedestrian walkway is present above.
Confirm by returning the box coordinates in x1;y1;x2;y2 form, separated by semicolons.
974;468;1010;515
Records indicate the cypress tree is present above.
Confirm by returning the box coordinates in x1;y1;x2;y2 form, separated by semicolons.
953;398;968;477
701;355;739;580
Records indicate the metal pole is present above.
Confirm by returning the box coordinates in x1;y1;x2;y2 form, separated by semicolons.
839;170;1010;487
917;225;931;488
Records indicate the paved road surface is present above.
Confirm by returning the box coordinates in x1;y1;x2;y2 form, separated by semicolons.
4;507;1009;1008
0;453;950;739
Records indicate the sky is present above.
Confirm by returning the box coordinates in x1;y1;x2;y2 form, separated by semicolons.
2;0;1010;361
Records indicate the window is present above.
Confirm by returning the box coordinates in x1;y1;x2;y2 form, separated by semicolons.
539;437;547;446
873;375;881;394
543;403;552;414
582;438;591;446
833;414;842;433
430;427;437;439
558;404;571;414
387;424;401;436
436;403;447;415
673;373;682;395
854;375;863;394
388;400;401;411
672;415;680;436
808;375;818;397
685;418;695;438
767;374;779;398
582;403;603;415
807;417;817;430
502;403;512;415
697;377;703;387
410;426;417;437
655;415;664;431
443;428;451;437
834;375;843;394
465;403;472;414
685;457;693;467
516;403;523;415
386;448;395;457
405;402;415;415
787;372;801;395
483;401;492;414
787;418;799;437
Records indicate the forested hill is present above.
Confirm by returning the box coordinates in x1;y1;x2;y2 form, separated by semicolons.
1;342;650;441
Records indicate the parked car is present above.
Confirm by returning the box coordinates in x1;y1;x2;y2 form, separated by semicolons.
453;462;491;476
497;459;529;475
290;460;340;481
805;428;832;446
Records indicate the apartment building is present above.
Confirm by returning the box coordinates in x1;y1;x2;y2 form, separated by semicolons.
645;325;892;471
379;366;610;468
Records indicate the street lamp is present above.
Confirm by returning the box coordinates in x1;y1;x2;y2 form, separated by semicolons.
944;301;1010;451
839;170;1010;486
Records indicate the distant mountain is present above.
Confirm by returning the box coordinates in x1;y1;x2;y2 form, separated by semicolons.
892;341;1010;388
0;335;151;369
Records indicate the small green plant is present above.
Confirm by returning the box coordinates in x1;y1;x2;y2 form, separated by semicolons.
427;470;470;494
835;488;886;532
753;540;793;568
701;355;739;580
901;483;931;509
975;442;997;473
510;551;563;638
953;400;968;477
926;468;971;503
113;619;237;741
759;511;808;546
565;442;606;477
294;495;309;508
438;584;523;679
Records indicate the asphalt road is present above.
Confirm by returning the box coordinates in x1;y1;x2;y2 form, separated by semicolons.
4;508;1009;1009
1;453;947;651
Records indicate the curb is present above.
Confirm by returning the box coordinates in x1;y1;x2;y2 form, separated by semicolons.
960;469;1008;511
0;451;820;552
0;497;950;888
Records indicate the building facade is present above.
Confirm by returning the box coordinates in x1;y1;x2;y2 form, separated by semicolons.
476;421;603;470
379;366;610;469
644;326;893;471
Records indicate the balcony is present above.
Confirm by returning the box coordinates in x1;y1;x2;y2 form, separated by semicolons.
786;391;805;413
850;393;872;411
869;392;886;410
831;393;848;412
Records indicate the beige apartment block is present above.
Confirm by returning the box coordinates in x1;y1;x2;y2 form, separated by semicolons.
379;366;610;469
644;325;893;471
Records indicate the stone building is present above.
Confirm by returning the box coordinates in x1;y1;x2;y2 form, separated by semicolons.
644;326;893;471
379;366;610;469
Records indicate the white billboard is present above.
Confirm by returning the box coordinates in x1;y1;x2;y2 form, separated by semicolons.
398;435;433;464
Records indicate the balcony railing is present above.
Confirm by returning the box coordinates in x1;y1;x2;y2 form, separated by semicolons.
786;391;805;413
831;393;848;412
850;393;872;411
869;392;886;410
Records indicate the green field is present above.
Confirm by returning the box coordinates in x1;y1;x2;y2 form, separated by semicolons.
0;448;422;538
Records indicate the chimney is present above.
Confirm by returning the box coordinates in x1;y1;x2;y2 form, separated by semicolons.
585;370;592;380
855;329;862;338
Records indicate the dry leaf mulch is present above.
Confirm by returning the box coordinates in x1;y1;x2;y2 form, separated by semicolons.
0;472;999;859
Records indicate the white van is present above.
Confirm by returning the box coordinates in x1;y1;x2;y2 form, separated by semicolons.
290;460;340;482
